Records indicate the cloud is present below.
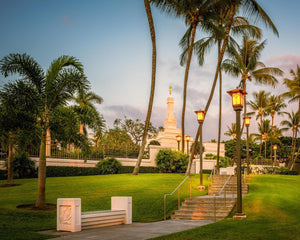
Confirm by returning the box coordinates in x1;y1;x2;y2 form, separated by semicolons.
266;54;300;74
61;15;72;25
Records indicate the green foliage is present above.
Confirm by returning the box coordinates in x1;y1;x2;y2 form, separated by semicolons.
149;140;160;146
0;170;6;180
219;156;232;168
225;139;259;159
5;152;37;178
204;153;214;159
96;157;122;175
155;149;188;173
46;166;100;177
253;166;299;175
119;166;159;174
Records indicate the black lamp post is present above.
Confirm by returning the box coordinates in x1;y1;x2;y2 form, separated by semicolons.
176;135;181;151
195;110;206;187
243;116;251;175
273;144;278;165
227;88;247;219
186;135;190;155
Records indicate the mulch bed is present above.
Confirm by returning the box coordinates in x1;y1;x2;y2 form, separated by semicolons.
0;183;21;188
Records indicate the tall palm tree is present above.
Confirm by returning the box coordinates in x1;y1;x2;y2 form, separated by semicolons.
224;123;237;138
132;0;157;175
181;9;261;173
222;35;283;122
283;65;300;113
73;90;104;135
153;0;220;152
248;90;270;155
0;80;39;185
265;95;286;160
281;111;300;170
0;53;88;208
186;0;279;175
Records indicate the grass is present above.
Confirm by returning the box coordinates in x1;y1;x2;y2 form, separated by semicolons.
150;175;300;240
0;173;207;240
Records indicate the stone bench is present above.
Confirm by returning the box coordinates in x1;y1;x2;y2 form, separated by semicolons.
57;197;132;232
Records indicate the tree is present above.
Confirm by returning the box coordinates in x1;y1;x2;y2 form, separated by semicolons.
248;90;270;155
224;123;237;138
153;0;220;152
265;94;286;159
72;90;104;136
0;53;88;208
186;0;279;175
283;65;300;112
0;80;39;185
132;0;157;175
281;111;300;169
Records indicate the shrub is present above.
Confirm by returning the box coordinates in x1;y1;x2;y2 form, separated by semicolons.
46;166;100;177
149;140;160;146
5;152;37;178
155;149;188;173
96;157;122;174
0;169;6;180
119;166;159;173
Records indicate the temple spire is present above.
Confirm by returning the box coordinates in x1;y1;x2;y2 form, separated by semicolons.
169;85;172;96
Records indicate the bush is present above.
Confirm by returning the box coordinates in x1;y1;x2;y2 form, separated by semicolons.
149;140;160;146
96;157;122;175
0;169;6;180
5;152;37;179
155;149;188;173
253;166;299;175
46;166;100;177
119;166;159;173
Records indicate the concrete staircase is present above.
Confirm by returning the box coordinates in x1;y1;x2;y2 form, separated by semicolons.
171;175;248;221
208;175;248;195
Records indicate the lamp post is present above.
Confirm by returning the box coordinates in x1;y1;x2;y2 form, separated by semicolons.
263;133;268;160
227;88;247;219
186;135;190;155
270;110;275;161
176;135;181;151
273;145;278;166
195;110;206;187
243;116;251;175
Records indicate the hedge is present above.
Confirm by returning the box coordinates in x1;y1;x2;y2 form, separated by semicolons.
0;170;6;180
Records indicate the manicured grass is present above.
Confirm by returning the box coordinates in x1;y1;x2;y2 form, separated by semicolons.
151;175;300;240
0;173;207;240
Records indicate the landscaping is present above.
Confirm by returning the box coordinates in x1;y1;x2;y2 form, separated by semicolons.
151;175;300;240
0;173;207;240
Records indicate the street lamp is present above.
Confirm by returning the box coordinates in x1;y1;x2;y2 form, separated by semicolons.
186;135;190;155
273;145;278;165
195;110;206;187
176;135;181;151
227;88;247;219
263;133;268;160
243;116;251;175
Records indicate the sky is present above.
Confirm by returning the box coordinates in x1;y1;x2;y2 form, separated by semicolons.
0;0;299;142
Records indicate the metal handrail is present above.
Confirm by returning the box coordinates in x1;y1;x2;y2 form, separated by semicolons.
164;175;192;221
216;174;233;196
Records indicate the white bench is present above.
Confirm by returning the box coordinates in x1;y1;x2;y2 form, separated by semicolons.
57;197;132;232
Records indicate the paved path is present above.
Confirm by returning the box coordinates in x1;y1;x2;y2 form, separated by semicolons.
41;220;214;240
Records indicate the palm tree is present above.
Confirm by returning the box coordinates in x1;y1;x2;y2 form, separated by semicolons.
153;0;220;152
0;80;39;185
224;123;237;138
265;95;286;160
186;0;279;175
248;90;270;155
0;53;88;208
222;35;283;123
73;90;104;135
281;111;300;169
283;65;300;112
181;9;261;173
132;0;157;175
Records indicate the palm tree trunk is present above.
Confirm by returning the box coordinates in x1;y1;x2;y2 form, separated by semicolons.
181;23;197;153
241;79;247;134
259;114;263;156
270;115;274;163
289;130;297;170
35;127;47;208
186;0;236;176
216;41;222;174
133;0;156;175
6;133;14;185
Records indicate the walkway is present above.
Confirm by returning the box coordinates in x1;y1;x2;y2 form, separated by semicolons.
41;219;214;240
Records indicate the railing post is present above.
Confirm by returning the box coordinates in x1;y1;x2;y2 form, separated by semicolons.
224;188;227;207
190;176;192;198
178;188;180;210
164;195;166;221
214;195;216;222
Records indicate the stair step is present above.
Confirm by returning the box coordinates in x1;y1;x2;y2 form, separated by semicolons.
171;214;225;221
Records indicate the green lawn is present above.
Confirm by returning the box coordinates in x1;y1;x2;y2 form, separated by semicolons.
151;175;300;240
0;173;206;240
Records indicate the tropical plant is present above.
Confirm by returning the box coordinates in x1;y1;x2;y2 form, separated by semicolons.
283;65;300;112
186;0;279;175
96;157;122;175
281;111;300;169
0;53;88;208
224;123;237;138
0;80;39;185
133;0;157;175
155;149;189;173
